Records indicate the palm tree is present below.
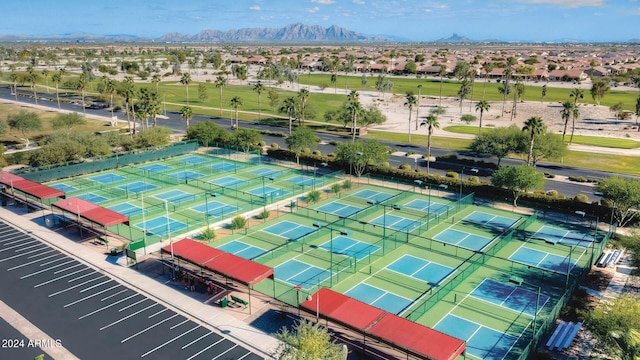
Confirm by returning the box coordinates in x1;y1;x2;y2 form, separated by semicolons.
298;88;310;125
179;72;191;105
9;72;18;101
151;74;161;93
522;116;546;166
559;101;574;143
635;94;640;129
279;97;297;135
77;72;88;113
41;69;50;90
118;76;136;135
253;81;265;121
103;76;117;119
347;90;362;142
416;84;423;131
51;72;62;109
436;64;447;106
330;73;338;94
26;66;40;105
475;100;490;133
457;79;471;113
229;96;243;129
404;93;417;143
215;76;226;117
179;105;193;128
481;62;494;99
420;114;440;173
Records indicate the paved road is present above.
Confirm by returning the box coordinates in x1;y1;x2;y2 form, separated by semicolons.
0;220;264;360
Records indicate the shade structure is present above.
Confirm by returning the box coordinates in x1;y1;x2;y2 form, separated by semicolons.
52;197;129;227
161;238;274;286
301;288;466;360
0;172;65;200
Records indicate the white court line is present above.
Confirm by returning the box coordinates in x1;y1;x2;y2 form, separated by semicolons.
7;253;63;270
213;344;238;359
99;303;158;330
49;276;106;297
120;314;178;343
182;332;211;349
186;338;226;360
20;259;75;278
34;268;90;288
0;247;51;263
64;285;121;308
119;298;149;312
78;293;136;319
140;325;200;358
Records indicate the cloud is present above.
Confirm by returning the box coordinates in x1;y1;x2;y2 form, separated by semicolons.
308;6;320;12
632;7;640;15
353;0;365;4
424;8;432;13
516;0;604;7
311;0;335;4
249;5;261;10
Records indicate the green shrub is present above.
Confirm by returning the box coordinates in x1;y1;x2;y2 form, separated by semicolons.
230;216;247;230
446;171;459;179
258;141;266;147
399;163;412;170
342;179;352;190
256;209;270;219
543;172;556;178
200;227;216;241
574;193;589;203
546;190;558;197
312;150;321;156
468;176;480;183
302;148;311;154
270;143;279;149
568;175;588;182
305;190;322;203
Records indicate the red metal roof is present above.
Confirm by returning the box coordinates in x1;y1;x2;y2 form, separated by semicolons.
51;197;129;227
163;238;224;264
0;173;65;200
301;288;466;360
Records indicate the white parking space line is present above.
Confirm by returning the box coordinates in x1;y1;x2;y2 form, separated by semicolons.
100;289;128;302
53;263;83;274
141;325;200;358
20;259;75;278
34;268;91;288
78;294;137;320
120;314;178;343
119;298;149;312
0;241;40;252
0;236;31;245
181;332;210;349
213;345;238;359
99;303;158;330
68;272;99;283
2;238;35;247
78;290;138;320
170;319;189;329
148;308;168;318
64;285;121;308
49;276;107;297
186;338;225;360
0;247;51;263
14;243;45;253
7;253;63;270
78;279;113;293
236;352;252;360
26;249;56;259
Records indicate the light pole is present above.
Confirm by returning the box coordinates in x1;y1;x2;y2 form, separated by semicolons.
294;285;303;317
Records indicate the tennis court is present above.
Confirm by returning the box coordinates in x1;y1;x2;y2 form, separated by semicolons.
387;255;454;286
109;202;146;217
216;240;266;260
263;221;316;241
154;189;197;204
134;216;188;237
370;213;422;232
50;183;77;193
209;162;243;172
209;176;248;188
275;259;332;290
351;189;395;203
315;201;363;217
77;193;108;204
404;198;450;215
247;185;289;199
138;163;172;173
470;279;550;317
532;225;595;247
250;167;282;178
116;181;159;193
167;170;205;181
433;228;493;252
509;247;576;273
89;173;126;184
463;211;519;231
345;282;413;315
285;175;319;187
434;314;518;360
318;236;380;260
178;155;209;164
191;201;239;217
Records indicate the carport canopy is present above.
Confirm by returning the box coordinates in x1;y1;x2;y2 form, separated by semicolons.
0;172;65;200
52;197;129;227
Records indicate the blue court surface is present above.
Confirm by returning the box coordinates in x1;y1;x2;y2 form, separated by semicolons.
532;225;594;247
316;202;363;217
275;259;332;290
209;176;248;188
351;189;395;203
387;255;454;286
89;173;126;184
138;163;172;173
247;185;290;199
404;199;450;215
318;236;380;260
134;216;188;237
154;189;196;204
250;167;282;178
370;214;421;232
50;183;77;193
264;221;316;240
217;240;266;260
108;202;146;217
285;175;319;187
178;155;209;164
510;247;576;273
191;201;239;217
76;193;108;204
345;283;413;315
471;279;550;317
210;162;243;172
116;181;159;194
434;314;517;360
167;170;205;181
433;228;493;251
463;211;518;231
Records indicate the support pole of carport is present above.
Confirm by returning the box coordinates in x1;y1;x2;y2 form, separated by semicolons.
248;285;252;315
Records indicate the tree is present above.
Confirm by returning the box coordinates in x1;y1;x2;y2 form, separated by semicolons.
541;84;547;102
180;72;191;104
491;165;545;206
416;84;422;130
151;74;161;93
138;88;162;128
215;76;227;117
405;60;417;74
51;71;62;109
298;88;310;125
522;116;546;166
404;93;417;143
273;319;346;360
77;72;88;114
420;114;439;173
568;88;584;145
229;96;243;129
285;127;320;164
498;80;511;117
179;106;193;129
475;100;491;133
636;94;640;128
335;140;389;177
460;114;477;125
229;128;260;152
559;101;574;144
279;97;298;135
360;74;368;89
198;83;208;103
347;90;362;142
118;76;136;135
469;125;521;167
590;78;610;106
438;65;447;106
51;113;86;134
330;73;337;93
26;66;40;106
594;176;640;227
185;120;228;145
510;80;525;120
481;62;494;99
253;81;265;121
524;132;568;166
589;294;640;359
7;110;42;147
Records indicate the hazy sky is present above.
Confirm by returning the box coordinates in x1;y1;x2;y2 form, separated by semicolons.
2;0;639;42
